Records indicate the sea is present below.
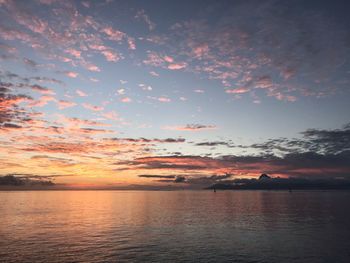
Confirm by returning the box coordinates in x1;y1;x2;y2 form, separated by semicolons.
0;190;349;262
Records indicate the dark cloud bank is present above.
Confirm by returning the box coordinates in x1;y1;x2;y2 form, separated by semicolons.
207;174;350;191
136;123;350;190
0;174;55;187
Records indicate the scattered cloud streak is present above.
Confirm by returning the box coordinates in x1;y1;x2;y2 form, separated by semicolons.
163;124;217;131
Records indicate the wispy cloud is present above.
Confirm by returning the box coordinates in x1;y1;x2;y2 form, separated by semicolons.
163;124;217;131
82;103;104;111
135;9;155;31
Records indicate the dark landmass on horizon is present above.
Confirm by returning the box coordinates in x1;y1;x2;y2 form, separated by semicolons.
1;174;350;191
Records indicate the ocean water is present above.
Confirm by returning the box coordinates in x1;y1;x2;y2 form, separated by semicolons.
0;190;349;263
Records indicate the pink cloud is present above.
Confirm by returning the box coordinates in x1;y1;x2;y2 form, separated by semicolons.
63;71;78;78
164;56;174;63
127;37;136;50
158;97;171;103
168;62;187;70
82;103;104;111
101;50;120;62
89;44;108;51
101;111;120;121
192;44;209;59
120;97;132;103
57;100;77;109
271;92;297;102
76;89;88;97
85;63;100;72
29;95;55;107
57;115;110;128
102;27;125;42
65;48;82;59
225;88;249;94
143;52;165;67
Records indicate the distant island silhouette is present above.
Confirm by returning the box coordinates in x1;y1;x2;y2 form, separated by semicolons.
206;174;350;190
1;174;350;191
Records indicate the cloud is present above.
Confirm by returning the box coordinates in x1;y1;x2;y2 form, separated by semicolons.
163;124;217;131
65;48;82;59
143;52;187;71
82;103;104;111
194;89;204;93
84;63;100;72
29;95;55;107
168;62;187;70
139;84;152;91
31;84;55;95
149;71;159;77
115;123;350;181
135;9;155;31
116;155;221;171
76;89;88;97
0;174;54;186
62;71;78;78
157;97;170;102
101;50;121;62
57;100;76;109
195;141;231;147
163;56;174;63
209;176;350;190
138;174;175;179
127;37;136;50
0;0;137;77
57;115;109;128
143;51;166;67
225;88;249;94
101;111;119;121
23;58;39;68
155;173;233;186
110;137;185;144
174;175;186;183
120;97;132;103
141;1;350;102
116;88;125;95
102;26;125;42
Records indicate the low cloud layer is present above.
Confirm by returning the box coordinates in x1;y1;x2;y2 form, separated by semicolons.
120;124;350;186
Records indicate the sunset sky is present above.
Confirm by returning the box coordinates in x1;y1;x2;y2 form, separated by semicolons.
1;0;350;188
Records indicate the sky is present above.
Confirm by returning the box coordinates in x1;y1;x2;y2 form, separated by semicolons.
0;0;350;189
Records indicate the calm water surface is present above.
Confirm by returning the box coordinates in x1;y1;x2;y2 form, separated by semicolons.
0;190;349;262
